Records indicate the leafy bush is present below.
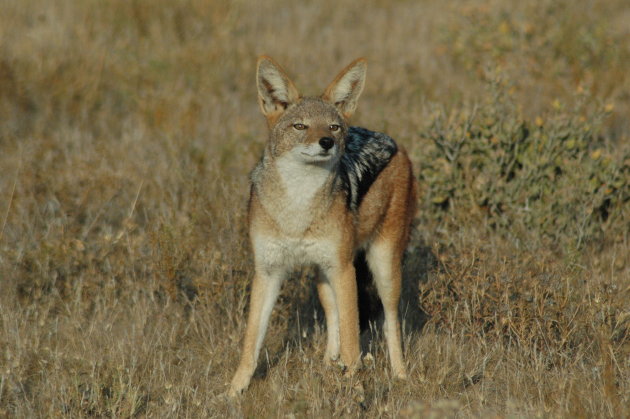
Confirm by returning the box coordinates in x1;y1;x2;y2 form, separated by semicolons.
419;75;629;252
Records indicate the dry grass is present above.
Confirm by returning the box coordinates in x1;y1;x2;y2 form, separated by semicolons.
1;0;629;417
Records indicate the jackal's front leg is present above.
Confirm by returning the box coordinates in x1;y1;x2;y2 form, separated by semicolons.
324;263;361;373
229;270;284;397
316;276;340;363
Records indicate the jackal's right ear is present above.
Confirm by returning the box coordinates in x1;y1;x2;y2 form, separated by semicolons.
256;56;300;122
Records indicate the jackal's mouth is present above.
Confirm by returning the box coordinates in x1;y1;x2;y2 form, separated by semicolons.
293;143;338;163
300;150;334;160
301;151;331;157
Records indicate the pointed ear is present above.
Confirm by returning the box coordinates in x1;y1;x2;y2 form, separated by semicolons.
256;56;300;122
322;58;367;119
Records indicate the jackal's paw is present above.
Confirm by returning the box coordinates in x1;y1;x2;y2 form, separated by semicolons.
228;372;251;398
362;352;375;368
323;351;340;366
342;358;363;377
227;384;244;399
394;369;408;381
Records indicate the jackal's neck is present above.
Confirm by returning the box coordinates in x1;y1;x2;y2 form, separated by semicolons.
252;150;339;235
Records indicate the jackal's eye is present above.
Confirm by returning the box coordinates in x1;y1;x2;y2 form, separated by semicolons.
329;124;341;132
293;123;307;130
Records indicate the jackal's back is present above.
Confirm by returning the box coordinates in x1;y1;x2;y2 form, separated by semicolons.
340;127;398;211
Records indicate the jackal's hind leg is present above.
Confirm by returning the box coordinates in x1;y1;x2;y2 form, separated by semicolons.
366;240;407;379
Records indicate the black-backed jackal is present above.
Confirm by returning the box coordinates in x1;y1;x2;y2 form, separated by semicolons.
229;56;417;396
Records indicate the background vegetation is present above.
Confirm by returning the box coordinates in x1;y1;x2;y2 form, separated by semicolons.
1;0;628;416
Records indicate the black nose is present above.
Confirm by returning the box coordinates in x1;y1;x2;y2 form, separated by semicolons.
319;137;335;150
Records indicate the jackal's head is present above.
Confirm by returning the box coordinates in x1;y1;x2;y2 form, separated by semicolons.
256;56;367;164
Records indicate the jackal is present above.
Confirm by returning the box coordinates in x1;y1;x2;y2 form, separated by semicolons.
229;56;417;396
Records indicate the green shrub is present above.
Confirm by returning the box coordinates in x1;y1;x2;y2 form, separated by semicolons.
419;76;629;252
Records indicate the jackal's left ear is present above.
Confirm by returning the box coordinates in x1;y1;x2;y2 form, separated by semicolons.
257;56;300;123
322;58;367;119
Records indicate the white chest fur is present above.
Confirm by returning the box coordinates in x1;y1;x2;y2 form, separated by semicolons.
252;234;337;274
270;153;334;235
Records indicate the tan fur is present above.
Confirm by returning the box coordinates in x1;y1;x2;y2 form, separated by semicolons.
229;56;417;397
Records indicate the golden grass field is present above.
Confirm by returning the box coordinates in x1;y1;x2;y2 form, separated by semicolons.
1;0;629;416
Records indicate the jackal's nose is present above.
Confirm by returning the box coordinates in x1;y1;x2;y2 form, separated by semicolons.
319;137;334;150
